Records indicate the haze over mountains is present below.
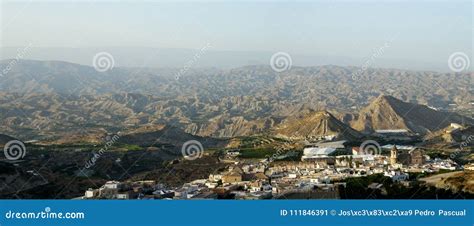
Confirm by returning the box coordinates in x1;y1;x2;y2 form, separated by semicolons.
0;59;472;142
0;47;458;72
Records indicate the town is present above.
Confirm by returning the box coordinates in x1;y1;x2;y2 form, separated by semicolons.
79;128;472;200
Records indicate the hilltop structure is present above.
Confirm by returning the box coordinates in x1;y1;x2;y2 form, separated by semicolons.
390;145;424;166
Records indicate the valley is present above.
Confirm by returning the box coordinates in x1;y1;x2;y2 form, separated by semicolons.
0;60;473;199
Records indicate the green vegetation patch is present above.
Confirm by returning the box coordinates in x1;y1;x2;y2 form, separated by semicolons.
119;144;142;151
238;148;276;158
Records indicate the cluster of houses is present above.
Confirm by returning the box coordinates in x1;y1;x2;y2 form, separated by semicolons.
82;180;163;200
300;140;459;172
80;135;467;200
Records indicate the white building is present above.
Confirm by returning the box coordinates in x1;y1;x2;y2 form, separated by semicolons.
104;181;121;190
116;193;129;199
375;129;409;134
301;147;336;160
465;164;474;171
208;174;222;182
384;171;409;182
450;123;464;129
381;144;414;151
84;188;98;198
205;182;218;189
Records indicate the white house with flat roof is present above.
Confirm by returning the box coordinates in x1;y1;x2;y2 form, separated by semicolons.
301;147;336;160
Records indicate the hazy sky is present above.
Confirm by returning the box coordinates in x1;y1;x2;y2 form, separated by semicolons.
1;0;472;65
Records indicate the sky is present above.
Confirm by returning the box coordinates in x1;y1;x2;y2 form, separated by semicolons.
0;0;472;69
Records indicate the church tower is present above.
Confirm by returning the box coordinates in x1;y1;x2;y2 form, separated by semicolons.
390;145;398;165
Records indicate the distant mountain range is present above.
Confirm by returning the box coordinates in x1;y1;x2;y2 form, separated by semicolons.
0;46;455;71
0;59;472;142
